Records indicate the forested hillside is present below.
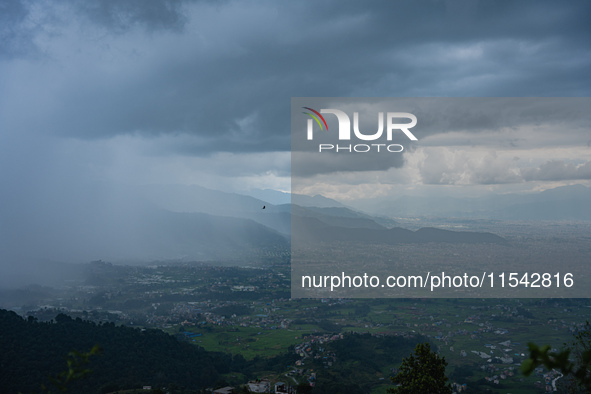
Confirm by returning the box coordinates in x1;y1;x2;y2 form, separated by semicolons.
0;309;238;393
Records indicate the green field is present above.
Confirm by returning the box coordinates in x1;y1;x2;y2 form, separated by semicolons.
173;325;324;359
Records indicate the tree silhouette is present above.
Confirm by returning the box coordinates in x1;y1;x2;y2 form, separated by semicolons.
389;342;452;394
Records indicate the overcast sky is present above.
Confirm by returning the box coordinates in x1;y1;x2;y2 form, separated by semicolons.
1;0;590;205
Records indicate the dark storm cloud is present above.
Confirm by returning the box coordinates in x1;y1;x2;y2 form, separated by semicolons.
73;0;188;33
414;98;591;142
0;0;36;60
1;0;590;155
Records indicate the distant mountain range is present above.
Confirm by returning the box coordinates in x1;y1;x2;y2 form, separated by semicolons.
291;216;507;245
1;181;529;278
142;184;507;248
140;184;392;236
245;188;347;208
352;184;591;221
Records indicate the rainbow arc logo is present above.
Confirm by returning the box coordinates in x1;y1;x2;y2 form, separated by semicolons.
302;107;328;131
300;105;418;153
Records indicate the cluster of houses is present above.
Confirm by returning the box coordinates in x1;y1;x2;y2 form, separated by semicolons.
169;299;294;330
294;333;343;360
212;380;296;394
532;367;563;392
450;382;468;392
481;366;516;385
290;333;344;385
